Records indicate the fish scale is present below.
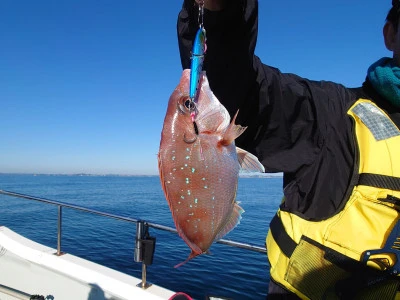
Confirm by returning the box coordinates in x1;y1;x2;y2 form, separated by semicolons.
170;140;233;237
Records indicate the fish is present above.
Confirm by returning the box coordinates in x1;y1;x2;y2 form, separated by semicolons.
158;69;264;268
189;27;206;102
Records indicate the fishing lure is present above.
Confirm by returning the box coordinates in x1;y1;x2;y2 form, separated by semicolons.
189;27;206;102
189;2;207;104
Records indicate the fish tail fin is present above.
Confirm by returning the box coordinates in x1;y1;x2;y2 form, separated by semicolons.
220;110;247;146
214;203;244;241
174;250;201;268
236;147;265;173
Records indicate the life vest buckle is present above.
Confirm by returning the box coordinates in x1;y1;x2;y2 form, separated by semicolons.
362;218;400;275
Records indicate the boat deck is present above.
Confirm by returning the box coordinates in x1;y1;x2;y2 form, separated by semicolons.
0;226;175;300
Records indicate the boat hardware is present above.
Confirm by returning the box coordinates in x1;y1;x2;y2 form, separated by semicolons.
135;220;156;289
56;206;64;256
0;283;45;300
0;189;267;291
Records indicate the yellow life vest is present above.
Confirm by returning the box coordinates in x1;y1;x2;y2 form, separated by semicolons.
266;99;400;299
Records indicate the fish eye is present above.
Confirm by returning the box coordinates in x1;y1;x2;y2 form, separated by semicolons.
178;97;197;115
185;99;194;110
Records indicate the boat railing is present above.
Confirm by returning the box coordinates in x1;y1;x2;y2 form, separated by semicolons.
0;189;266;289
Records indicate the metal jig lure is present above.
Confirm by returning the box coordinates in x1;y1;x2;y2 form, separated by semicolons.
189;1;207;105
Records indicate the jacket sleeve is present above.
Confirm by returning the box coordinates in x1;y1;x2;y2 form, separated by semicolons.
177;0;355;177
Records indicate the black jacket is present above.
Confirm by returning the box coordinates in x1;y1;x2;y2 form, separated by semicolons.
177;0;400;222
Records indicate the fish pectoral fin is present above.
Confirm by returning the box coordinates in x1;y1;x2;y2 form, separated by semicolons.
236;147;265;173
214;203;244;241
220;110;247;146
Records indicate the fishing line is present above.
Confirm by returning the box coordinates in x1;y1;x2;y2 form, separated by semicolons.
198;0;205;28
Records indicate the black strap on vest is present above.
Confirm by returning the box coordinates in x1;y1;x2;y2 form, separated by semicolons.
269;214;297;258
358;173;400;191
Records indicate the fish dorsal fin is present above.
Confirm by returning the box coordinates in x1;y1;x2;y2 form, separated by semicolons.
236;147;265;173
220;110;247;146
214;202;244;241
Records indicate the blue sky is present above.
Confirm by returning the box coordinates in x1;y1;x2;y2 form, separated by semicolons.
0;1;392;175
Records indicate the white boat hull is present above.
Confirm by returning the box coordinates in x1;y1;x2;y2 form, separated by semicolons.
0;226;175;300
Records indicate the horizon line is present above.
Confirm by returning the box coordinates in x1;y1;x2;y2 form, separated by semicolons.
0;172;283;178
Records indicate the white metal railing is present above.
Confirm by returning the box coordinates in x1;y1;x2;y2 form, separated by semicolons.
0;189;267;290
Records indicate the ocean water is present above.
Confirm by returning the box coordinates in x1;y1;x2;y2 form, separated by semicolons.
0;174;283;300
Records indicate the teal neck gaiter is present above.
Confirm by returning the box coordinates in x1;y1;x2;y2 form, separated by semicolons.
367;57;400;108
